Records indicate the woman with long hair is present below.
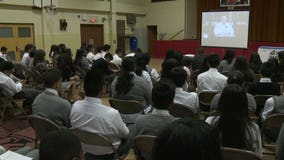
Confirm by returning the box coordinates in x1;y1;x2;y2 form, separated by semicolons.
206;84;262;157
134;53;152;87
111;57;152;123
219;49;235;73
248;52;262;74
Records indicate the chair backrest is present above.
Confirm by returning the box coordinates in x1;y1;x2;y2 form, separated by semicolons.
168;103;197;118
28;115;61;140
133;135;156;160
198;90;220;105
254;95;273;108
109;98;144;114
254;95;273;115
221;147;262;160
263;113;284;129
71;128;114;149
198;91;220;112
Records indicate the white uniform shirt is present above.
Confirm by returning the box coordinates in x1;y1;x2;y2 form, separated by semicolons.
0;72;22;96
174;88;199;113
0;52;8;61
197;68;227;92
261;94;284;120
21;52;30;66
70;97;129;155
86;52;96;62
111;54;122;66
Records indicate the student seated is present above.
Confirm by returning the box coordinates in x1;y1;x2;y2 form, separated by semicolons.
206;84;262;157
169;67;199;114
40;130;82;160
248;62;281;95
210;71;256;115
152;118;221;160
197;53;227;92
135;79;176;135
262;76;284;120
70;69;130;159
111;57;152;123
32;69;71;128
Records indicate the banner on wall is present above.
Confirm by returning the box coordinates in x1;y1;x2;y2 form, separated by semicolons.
258;46;284;62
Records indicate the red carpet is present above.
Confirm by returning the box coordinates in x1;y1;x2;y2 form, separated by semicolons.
0;118;35;151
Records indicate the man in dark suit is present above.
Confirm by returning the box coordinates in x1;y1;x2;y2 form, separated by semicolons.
248;62;281;96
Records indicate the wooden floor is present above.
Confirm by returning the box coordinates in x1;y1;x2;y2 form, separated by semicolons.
103;58;275;160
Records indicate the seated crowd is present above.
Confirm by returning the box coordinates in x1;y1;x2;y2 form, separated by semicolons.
1;43;284;160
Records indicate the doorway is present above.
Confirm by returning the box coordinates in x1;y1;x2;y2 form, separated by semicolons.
116;20;125;52
147;25;157;55
80;24;104;51
0;24;34;62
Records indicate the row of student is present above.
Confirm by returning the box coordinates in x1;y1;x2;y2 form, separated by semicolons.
31;66;283;159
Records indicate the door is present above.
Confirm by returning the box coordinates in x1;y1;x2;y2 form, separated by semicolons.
147;25;157;55
116;20;125;52
80;24;104;51
0;24;34;62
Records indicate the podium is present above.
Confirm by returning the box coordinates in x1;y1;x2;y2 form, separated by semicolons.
258;46;284;62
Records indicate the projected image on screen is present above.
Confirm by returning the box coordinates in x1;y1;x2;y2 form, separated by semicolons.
201;11;250;48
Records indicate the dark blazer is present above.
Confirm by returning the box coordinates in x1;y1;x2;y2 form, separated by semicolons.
248;82;281;96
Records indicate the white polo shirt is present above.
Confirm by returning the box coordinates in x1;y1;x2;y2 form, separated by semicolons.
70;96;129;155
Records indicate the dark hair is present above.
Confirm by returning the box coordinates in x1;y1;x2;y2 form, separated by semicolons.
0;46;7;52
223;49;235;64
96;46;104;53
43;69;62;88
183;56;193;67
49;45;60;57
0;61;14;71
161;58;180;78
84;69;105;97
214;84;251;151
134;53;147;76
165;50;183;65
87;45;94;52
33;49;46;67
278;51;284;62
207;53;220;68
234;56;248;71
261;61;274;78
29;49;37;58
104;53;113;61
24;44;34;52
144;53;151;65
39;130;81;160
134;48;142;54
227;71;245;86
152;79;175;109
249;52;262;64
103;44;111;51
74;49;86;66
115;57;135;95
58;43;66;54
153;118;221;160
169;67;187;87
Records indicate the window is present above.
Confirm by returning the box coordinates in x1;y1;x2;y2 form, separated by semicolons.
18;27;31;37
0;27;13;38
